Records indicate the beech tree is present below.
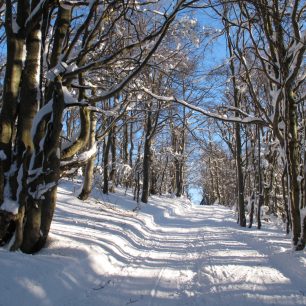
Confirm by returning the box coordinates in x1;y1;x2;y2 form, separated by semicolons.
0;0;194;253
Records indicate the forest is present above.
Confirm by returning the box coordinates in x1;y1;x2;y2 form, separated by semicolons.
0;0;305;257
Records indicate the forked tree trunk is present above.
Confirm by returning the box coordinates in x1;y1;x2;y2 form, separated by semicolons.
29;6;71;252
14;79;65;253
0;4;71;252
8;0;43;251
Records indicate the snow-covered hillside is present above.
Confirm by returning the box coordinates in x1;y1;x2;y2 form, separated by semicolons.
1;180;306;306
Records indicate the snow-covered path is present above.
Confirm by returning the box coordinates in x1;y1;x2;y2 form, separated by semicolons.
1;180;306;306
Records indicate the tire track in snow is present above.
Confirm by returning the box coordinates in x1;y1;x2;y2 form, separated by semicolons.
201;230;224;306
177;229;206;305
147;261;170;306
146;228;203;305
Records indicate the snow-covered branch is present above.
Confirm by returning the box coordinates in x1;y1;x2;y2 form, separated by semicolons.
142;88;266;125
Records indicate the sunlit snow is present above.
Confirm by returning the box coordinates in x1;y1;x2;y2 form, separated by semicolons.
0;180;305;306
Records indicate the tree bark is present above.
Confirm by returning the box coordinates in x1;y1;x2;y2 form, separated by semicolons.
257;126;263;229
286;92;301;248
141;110;153;203
110;127;116;192
6;0;43;251
78;111;97;200
103;134;112;194
225;13;246;226
0;0;28;203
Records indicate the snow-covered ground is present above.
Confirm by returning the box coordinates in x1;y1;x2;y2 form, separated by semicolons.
1;180;306;306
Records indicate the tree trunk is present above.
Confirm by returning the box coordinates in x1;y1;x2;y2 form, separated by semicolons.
141;110;153;203
224;8;246;226
129;120;134;168
257;126;263;229
249;193;255;228
0;1;28;191
123;118;129;164
103;134;112;194
282;167;291;234
175;159;183;197
19;78;65;253
4;4;70;252
7;0;43;251
109;125;116;192
286;92;302;248
297;112;306;249
24;6;71;252
78;111;97;200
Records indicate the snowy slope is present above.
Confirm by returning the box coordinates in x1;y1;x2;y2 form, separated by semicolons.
0;180;306;306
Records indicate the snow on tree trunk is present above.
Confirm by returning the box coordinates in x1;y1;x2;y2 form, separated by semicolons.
79;111;97;200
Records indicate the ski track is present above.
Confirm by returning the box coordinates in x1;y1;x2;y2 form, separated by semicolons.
1;180;306;306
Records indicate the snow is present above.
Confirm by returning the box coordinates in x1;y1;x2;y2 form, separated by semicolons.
0;197;19;214
0;150;6;160
0;180;306;306
29;182;57;200
59;0;73;10
60;143;97;166
46;62;68;81
62;86;78;105
31;99;53;140
12;16;20;34
25;0;47;26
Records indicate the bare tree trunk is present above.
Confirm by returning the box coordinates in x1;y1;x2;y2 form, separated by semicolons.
297;111;306;249
225;16;246;226
141;137;152;203
109;95;117;193
286;93;302;248
129;120;134;168
281;167;291;234
249;193;255;228
214;160;222;204
13;5;70;252
123;118;129;164
175;158;182;197
141;110;153;203
8;0;43;251
103;134;112;194
257;126;263;229
160;155;169;195
150;167;158;195
20;78;65;253
109;126;116;192
31;6;71;252
78;111;97;200
0;1;28;198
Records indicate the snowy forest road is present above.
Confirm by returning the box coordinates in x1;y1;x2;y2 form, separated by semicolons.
1;181;306;306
